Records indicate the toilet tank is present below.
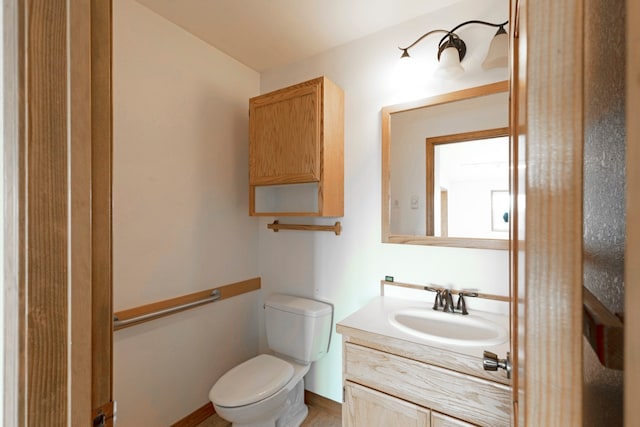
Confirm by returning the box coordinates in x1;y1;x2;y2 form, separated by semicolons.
264;294;333;364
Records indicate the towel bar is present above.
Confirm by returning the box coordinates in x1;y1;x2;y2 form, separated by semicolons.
267;220;342;235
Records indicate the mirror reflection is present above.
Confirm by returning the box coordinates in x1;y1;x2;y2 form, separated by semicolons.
427;129;509;238
382;81;509;249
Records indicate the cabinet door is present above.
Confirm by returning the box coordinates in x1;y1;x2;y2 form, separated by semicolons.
431;411;478;427
344;382;430;427
249;82;321;185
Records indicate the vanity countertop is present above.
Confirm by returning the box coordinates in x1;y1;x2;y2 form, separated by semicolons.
336;296;512;385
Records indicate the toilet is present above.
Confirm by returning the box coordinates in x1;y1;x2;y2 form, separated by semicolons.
209;294;333;427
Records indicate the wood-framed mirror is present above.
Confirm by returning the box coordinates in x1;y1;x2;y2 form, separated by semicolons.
382;81;509;249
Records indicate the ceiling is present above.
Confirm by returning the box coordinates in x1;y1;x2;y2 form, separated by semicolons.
135;0;464;72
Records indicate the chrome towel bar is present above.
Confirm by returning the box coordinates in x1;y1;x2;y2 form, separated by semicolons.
113;289;221;329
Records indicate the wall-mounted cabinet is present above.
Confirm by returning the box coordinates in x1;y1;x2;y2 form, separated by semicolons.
249;76;344;217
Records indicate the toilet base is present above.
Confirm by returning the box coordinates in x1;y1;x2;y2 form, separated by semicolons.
275;380;307;427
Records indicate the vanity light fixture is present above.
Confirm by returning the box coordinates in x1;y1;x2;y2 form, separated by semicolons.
399;20;509;78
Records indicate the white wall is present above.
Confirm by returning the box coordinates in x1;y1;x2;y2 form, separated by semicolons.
258;0;510;403
112;0;261;424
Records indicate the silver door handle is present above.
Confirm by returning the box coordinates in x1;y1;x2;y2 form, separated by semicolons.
483;350;512;379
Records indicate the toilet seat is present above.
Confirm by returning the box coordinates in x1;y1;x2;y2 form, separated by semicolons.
210;354;294;407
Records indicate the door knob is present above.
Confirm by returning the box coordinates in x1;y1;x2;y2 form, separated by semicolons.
483;350;512;379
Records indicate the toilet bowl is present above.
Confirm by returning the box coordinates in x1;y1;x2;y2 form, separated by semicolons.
209;354;310;427
208;294;333;427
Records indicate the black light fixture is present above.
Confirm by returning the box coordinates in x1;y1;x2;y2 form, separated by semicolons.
399;20;509;78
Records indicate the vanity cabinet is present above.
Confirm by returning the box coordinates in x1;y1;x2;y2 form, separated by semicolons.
345;381;477;427
344;381;431;426
249;76;344;216
338;335;511;427
431;411;477;427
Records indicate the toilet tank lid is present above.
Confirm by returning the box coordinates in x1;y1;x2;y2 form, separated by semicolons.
265;294;332;317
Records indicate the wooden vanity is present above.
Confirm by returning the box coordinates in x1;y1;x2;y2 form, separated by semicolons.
337;296;512;427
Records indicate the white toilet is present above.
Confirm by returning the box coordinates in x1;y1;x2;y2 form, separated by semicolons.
209;294;333;427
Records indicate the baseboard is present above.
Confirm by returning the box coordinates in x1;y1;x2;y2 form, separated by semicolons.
170;402;215;427
304;390;342;419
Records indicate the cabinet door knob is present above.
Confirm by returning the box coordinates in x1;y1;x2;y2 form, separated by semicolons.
483;350;512;379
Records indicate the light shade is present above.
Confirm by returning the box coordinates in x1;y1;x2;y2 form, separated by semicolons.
398;20;508;79
435;46;464;79
482;29;509;69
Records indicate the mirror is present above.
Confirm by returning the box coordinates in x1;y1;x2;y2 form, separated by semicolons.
382;81;509;249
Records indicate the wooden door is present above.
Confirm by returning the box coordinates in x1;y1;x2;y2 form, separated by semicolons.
344;382;431;427
4;0;113;425
511;0;585;425
513;0;640;424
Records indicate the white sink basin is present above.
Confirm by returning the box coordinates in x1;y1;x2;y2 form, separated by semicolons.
388;307;508;347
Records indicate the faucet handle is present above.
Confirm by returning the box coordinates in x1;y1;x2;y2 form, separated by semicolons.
433;290;443;310
424;286;443;310
456;291;478;315
459;291;479;297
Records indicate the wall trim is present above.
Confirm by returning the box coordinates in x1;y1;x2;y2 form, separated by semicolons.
170;402;215;427
304;390;342;419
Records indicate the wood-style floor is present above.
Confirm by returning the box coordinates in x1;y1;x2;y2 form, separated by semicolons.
196;403;342;427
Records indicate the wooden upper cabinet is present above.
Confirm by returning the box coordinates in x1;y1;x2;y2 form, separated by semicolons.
250;82;321;184
249;77;344;217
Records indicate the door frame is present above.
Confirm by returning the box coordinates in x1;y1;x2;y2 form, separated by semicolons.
90;0;114;420
3;0;113;425
518;0;639;425
515;0;585;424
523;0;585;422
625;0;640;424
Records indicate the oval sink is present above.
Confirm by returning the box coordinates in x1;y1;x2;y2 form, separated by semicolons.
388;307;508;347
